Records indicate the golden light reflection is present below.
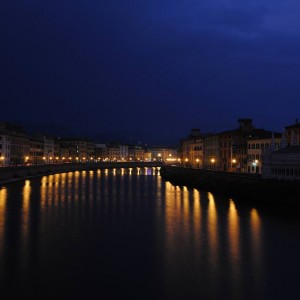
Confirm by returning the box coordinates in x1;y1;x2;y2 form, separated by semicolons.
0;188;7;258
250;208;263;291
53;174;61;206
129;168;133;175
228;198;240;293
193;189;201;250
41;176;48;209
228;199;239;260
207;192;218;265
250;208;261;242
164;181;180;258
22;180;31;246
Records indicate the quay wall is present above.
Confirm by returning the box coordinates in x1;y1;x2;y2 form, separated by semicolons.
160;165;300;206
0;162;162;183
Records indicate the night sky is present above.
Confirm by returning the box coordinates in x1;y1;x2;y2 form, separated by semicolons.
1;1;300;144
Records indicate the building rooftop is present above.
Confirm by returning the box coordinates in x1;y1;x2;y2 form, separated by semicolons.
273;146;300;154
285;122;300;129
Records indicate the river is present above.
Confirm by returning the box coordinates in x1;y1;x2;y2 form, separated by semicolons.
0;167;299;299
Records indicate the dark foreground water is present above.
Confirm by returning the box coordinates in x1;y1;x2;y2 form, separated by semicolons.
0;168;300;299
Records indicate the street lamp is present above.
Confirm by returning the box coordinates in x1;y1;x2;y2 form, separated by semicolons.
0;156;4;167
196;158;200;168
210;158;215;170
231;158;237;172
185;158;188;167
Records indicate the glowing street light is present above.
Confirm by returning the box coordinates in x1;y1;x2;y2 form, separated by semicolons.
210;158;215;170
0;156;4;167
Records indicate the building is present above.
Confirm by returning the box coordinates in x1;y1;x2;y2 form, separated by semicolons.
143;150;151;161
0;131;11;167
149;147;178;162
216;118;257;173
180;129;204;168
247;132;281;174
9;132;30;166
285;120;300;146
262;146;300;180
219;130;235;172
128;145;144;161
119;144;128;161
43;136;55;163
29;136;44;165
204;134;220;170
60;138;91;162
94;144;107;161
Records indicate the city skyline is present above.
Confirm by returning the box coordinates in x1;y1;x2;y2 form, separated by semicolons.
1;1;300;144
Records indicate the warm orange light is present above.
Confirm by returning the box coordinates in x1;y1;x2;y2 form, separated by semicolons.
232;159;236;164
196;158;199;162
185;158;188;162
211;158;215;163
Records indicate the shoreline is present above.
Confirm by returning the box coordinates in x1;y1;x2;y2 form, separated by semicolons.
160;165;300;207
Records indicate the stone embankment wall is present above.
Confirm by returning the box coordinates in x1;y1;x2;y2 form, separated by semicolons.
0;162;162;183
160;166;300;206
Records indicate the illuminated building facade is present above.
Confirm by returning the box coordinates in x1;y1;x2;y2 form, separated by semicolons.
204;134;220;170
180;129;204;168
149;147;178;162
29;137;44;165
285;121;300;146
128;146;144;161
247;133;281;174
0;131;11;167
262;146;300;180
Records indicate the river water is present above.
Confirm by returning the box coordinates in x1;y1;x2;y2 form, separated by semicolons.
0;168;300;299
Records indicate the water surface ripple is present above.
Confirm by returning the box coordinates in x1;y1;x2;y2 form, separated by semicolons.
0;168;299;299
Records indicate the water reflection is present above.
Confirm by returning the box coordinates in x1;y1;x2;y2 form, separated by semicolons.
0;188;7;260
0;168;298;299
228;199;241;298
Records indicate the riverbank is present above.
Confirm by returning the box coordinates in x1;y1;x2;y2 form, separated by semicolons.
160;165;300;206
0;162;162;185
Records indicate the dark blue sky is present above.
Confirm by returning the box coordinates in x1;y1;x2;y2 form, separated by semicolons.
1;0;300;144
